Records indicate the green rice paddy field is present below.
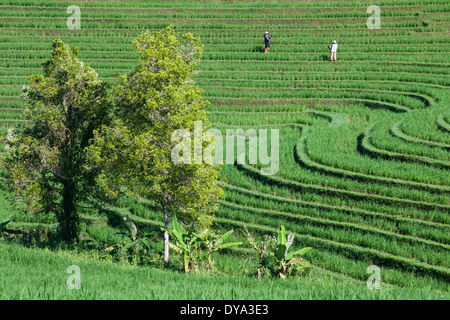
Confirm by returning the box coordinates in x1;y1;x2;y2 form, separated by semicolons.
0;0;449;300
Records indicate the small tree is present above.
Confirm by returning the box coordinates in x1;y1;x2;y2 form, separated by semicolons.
243;224;312;279
2;39;110;243
86;27;224;262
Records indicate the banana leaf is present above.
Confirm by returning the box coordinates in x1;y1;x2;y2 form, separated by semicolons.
214;229;234;247
214;241;243;251
286;233;294;251
286;247;312;260
275;243;287;261
277;226;286;245
171;217;188;250
169;242;183;254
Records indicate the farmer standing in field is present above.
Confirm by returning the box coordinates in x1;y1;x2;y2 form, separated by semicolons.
329;40;338;62
264;31;273;54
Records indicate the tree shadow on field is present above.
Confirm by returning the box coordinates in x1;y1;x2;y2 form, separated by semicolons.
1;224;60;249
99;207;124;229
98;206;163;238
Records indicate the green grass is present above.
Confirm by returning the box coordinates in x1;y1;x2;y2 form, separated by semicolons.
1;243;448;300
0;0;449;299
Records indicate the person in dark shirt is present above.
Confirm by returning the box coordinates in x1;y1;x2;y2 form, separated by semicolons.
264;31;273;54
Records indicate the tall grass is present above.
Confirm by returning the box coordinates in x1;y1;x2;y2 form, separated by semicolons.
1;243;449;300
0;0;448;299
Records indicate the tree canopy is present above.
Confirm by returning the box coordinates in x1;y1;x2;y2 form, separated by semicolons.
86;26;224;261
2;39;110;242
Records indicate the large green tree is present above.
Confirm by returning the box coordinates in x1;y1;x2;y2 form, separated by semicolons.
2;39;110;243
86;27;224;262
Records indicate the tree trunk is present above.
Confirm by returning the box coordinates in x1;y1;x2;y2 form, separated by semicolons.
163;201;170;263
59;180;79;243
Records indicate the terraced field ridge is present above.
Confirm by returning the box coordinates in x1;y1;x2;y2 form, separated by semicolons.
0;0;449;299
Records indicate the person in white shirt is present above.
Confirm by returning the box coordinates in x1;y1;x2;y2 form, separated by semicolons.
330;40;338;62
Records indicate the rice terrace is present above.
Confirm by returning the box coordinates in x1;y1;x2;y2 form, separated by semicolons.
0;0;449;301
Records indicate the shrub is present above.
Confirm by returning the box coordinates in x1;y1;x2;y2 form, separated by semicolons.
243;224;312;279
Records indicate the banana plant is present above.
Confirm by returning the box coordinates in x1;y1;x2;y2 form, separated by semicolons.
165;216;197;273
242;223;273;279
165;216;242;273
204;229;242;266
273;226;312;279
106;215;139;250
105;215;155;256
